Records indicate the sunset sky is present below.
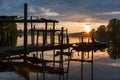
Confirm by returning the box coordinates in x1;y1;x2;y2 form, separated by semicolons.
0;0;120;33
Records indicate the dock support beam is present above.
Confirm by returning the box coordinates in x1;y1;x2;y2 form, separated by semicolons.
66;29;69;44
31;16;35;45
45;22;48;45
24;3;28;62
52;22;55;46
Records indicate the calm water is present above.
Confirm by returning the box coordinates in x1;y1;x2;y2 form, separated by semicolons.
0;36;120;80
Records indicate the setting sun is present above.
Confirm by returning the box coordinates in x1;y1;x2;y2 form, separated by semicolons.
84;24;91;33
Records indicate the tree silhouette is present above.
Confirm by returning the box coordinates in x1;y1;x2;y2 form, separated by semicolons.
95;25;107;41
0;22;17;47
107;18;120;45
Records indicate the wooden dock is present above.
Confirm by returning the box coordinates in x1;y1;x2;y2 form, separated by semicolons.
0;44;72;58
0;3;72;63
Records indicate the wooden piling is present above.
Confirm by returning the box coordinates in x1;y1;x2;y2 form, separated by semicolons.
36;31;39;46
36;31;39;57
43;31;45;45
30;16;35;45
61;27;64;46
66;29;69;44
24;3;28;62
45;22;48;45
52;22;55;46
58;32;61;45
60;27;64;66
33;25;35;45
81;36;83;44
50;30;52;45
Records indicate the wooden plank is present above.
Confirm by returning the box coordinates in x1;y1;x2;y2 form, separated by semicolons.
0;19;59;23
30;29;63;32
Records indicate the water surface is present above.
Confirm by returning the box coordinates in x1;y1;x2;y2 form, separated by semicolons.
0;36;120;80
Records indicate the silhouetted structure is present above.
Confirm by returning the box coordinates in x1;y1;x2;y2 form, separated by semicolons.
0;3;70;62
0;3;96;80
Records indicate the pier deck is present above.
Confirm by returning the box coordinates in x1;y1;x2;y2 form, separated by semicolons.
0;44;72;58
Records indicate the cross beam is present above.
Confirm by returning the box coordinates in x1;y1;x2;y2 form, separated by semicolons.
0;19;59;23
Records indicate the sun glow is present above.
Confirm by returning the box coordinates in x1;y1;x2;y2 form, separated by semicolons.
84;24;91;33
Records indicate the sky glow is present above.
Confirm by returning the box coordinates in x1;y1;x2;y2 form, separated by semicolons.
0;0;119;33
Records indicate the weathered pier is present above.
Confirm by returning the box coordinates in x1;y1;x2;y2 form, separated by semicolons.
0;3;96;80
0;3;71;63
0;44;72;58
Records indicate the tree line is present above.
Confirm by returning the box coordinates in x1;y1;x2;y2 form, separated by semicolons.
91;18;120;45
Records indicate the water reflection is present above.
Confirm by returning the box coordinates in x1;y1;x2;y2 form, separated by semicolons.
1;36;120;80
95;32;120;60
0;46;96;80
70;50;94;80
108;45;120;59
0;48;71;80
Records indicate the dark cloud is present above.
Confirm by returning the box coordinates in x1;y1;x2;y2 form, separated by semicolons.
0;0;120;22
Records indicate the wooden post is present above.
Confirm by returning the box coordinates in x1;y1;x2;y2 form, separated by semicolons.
30;16;34;45
63;32;65;44
51;22;55;46
60;27;64;60
30;16;32;44
50;30;52;45
52;23;55;68
36;31;39;46
24;3;28;62
59;28;64;80
91;34;94;43
66;29;69;44
36;31;39;57
58;32;61;45
61;27;64;46
33;25;35;45
43;31;45;45
81;36;83;44
45;22;47;45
